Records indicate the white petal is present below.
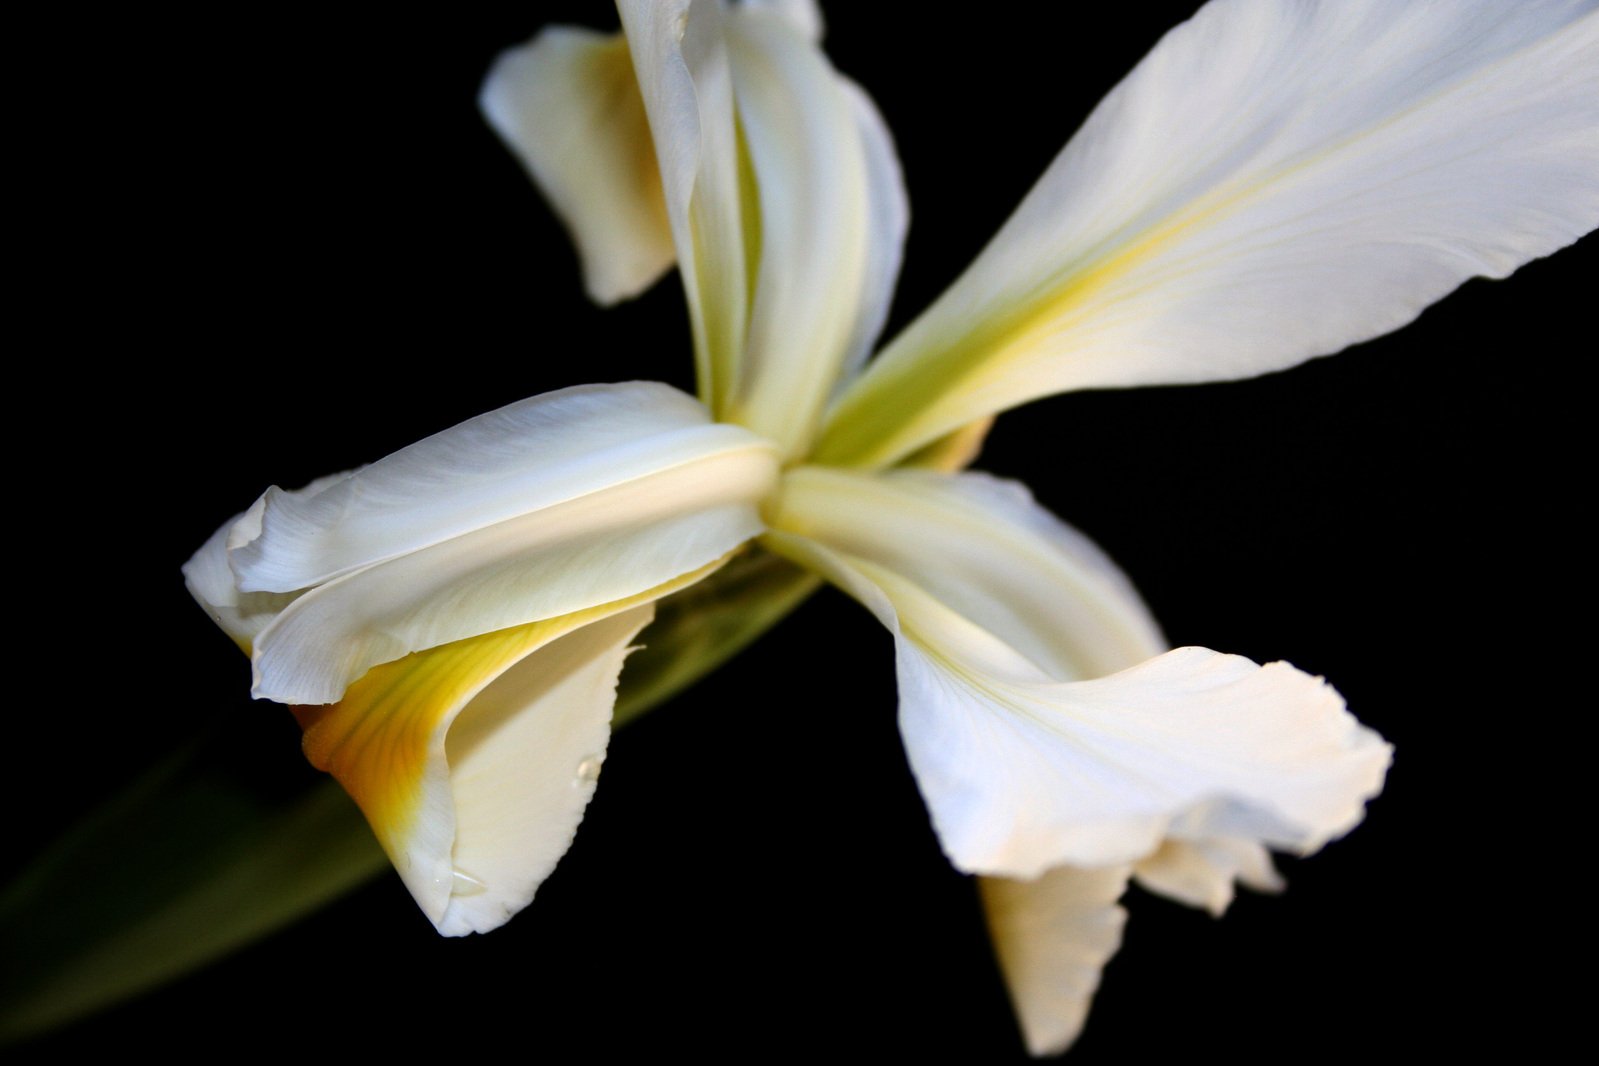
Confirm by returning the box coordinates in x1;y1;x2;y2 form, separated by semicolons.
716;8;875;455
231;383;735;593
253;449;775;705
772;466;1165;683
617;1;904;453
295;576;696;935
764;469;1390;879
740;0;823;42
188;382;779;705
480;26;674;304
182;470;353;652
979;866;1130;1057
904;643;1389;879
436;607;648;935
184;518;274;651
1133;836;1284;917
832;75;909;389
618;0;747;408
816;0;1599;466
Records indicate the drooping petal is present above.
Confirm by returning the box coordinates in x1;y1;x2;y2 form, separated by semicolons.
480;25;674;304
292;561;717;936
1133;836;1283;917
815;0;1599;467
764;468;1156;1051
185;382;780;705
617;0;903;455
764;467;1391;880
770;466;1165;682
979;865;1130;1057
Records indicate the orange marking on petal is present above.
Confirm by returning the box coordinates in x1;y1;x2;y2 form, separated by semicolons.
286;554;734;861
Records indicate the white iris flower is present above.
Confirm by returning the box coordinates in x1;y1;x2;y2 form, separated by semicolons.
185;0;1597;1055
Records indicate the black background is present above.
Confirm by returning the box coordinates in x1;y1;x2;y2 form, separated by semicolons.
13;2;1591;1059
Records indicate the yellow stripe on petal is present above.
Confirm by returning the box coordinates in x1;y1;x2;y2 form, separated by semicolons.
291;555;729;932
814;188;1258;469
815;1;1599;468
293;622;563;859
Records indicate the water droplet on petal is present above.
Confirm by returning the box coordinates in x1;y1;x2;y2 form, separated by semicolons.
575;754;603;784
451;869;487;897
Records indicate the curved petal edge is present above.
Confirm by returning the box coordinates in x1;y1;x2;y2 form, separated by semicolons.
764;466;1391;883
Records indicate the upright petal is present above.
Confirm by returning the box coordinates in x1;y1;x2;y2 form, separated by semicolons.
714;8;875;454
478;1;839;310
294;563;715;936
480;25;674;304
619;0;747;408
979;866;1130;1057
815;0;1599;467
764;467;1390;880
740;0;823;42
185;382;780;705
831;76;909;389
617;0;904;455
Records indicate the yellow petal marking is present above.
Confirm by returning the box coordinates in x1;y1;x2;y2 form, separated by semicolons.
291;556;730;863
814;169;1295;469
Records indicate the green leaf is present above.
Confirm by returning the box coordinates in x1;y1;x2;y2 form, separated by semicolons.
3;547;815;1043
1;737;383;1044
